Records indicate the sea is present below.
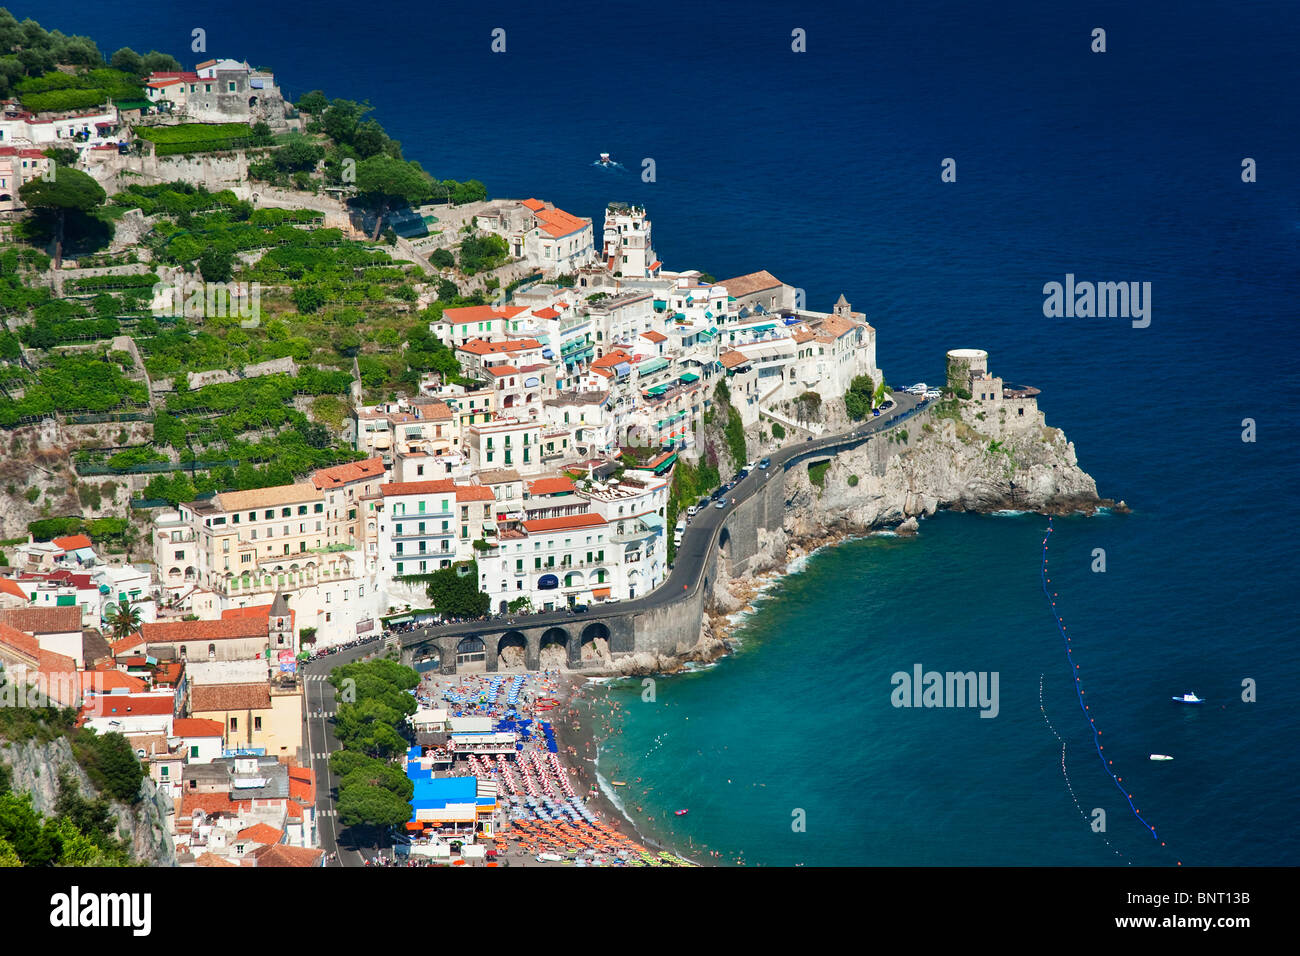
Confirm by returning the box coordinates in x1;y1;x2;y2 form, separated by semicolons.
26;0;1300;865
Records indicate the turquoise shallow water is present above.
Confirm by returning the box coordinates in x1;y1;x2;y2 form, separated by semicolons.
582;512;1298;866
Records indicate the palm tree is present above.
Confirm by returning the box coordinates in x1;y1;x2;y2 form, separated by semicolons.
104;600;142;643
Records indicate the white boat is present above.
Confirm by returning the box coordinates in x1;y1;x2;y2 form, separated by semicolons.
1149;754;1174;761
1172;692;1203;703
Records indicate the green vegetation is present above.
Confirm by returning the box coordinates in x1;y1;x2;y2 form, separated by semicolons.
136;122;272;156
458;233;510;275
666;457;722;562
847;474;859;487
808;460;830;488
401;560;490;618
0;355;147;426
14;67;142;113
17;166;107;267
771;421;786;440
327;659;418;831
844;373;875;421
724;406;747;471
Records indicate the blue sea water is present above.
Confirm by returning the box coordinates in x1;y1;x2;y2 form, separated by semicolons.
24;0;1300;864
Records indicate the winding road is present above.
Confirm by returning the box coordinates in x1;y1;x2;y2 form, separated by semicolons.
299;390;928;864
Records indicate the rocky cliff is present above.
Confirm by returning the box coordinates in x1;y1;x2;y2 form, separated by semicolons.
0;735;176;866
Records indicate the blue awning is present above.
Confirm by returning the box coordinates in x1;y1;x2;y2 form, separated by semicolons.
542;348;554;358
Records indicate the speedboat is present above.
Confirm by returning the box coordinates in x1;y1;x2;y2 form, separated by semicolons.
1149;754;1174;761
674;809;689;816
1172;692;1204;703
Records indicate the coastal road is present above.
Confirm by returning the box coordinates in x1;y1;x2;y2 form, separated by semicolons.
300;393;926;865
302;642;391;866
398;392;927;645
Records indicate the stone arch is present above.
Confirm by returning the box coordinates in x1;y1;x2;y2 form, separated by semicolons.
456;636;487;671
539;627;569;669
579;622;611;662
563;569;584;588
627;567;642;599
497;631;526;669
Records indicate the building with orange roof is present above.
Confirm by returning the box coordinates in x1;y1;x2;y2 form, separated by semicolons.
435;305;528;348
475;197;595;276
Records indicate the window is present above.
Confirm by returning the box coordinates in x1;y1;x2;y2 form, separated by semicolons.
174;550;185;560
190;745;199;758
230;717;238;731
254;716;262;731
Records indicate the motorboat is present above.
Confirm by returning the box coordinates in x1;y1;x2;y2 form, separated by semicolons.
1172;692;1204;703
674;809;689;816
1149;754;1174;761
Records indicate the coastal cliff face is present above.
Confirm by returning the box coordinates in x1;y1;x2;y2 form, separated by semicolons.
782;409;1113;550
687;401;1119;659
0;736;176;866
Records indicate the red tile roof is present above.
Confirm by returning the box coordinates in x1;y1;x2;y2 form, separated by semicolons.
532;307;560;320
236;823;284;845
640;330;667;343
194;852;237;867
311;457;386;489
443;305;525;325
82;670;148;695
86;694;175;718
521;198;546;212
718;270;785;297
457;338;542;355
191;683;271;712
527;477;576;496
719;350;751;370
531;205;589;239
454;485;496;502
173;717;225;738
140;617;266;643
52;534;93;551
380;480;457;497
289;765;315;804
522;513;607;534
486;365;520;377
592;348;634;370
221;605;271;620
252;844;323;867
0;605;82;634
0;578;27;600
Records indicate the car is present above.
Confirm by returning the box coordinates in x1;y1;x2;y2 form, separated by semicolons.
571;604;589;614
714;499;727;509
686;505;699;517
759;457;770;469
746;460;759;470
736;469;749;481
873;408;881;417
805;436;813;442
710;488;724;501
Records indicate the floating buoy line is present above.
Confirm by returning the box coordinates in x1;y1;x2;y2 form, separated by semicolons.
1039;672;1127;862
1041;519;1176;863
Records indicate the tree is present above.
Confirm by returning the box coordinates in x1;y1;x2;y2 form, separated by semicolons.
197;246;234;282
421;560;490;617
844;374;875;421
109;47;144;75
103;600;141;642
18;167;106;268
274;136;324;172
337;783;411;828
141;51;181;73
295;89;328;114
354;155;432;239
429;247;454;270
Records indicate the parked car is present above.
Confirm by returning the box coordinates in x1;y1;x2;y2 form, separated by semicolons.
736;469;749;481
714;499;727;509
686;505;700;517
711;488;725;501
571;604;590;614
759;457;771;469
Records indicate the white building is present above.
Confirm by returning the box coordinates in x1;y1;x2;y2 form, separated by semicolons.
602;202;660;278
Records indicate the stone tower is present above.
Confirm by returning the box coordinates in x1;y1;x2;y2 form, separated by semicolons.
269;590;294;654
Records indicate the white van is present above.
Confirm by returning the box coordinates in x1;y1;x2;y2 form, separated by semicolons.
674;520;686;546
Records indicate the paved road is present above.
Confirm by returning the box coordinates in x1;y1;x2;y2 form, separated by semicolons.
301;641;390;867
298;392;927;865
397;392;927;648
